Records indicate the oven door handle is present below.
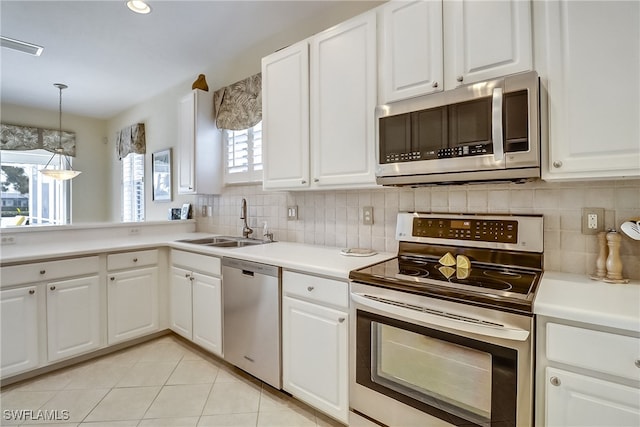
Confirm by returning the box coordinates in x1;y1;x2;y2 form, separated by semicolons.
352;293;530;342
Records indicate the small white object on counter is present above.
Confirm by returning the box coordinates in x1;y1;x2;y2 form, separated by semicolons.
340;248;377;257
534;271;640;333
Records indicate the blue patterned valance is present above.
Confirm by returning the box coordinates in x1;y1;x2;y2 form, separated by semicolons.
116;123;146;160
0;123;76;156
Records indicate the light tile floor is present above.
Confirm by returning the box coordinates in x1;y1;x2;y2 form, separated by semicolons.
0;335;345;427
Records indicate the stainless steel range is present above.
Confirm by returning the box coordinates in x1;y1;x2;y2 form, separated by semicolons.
349;212;543;427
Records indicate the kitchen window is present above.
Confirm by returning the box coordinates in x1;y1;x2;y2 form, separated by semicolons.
224;121;263;184
122;152;144;222
0;150;71;227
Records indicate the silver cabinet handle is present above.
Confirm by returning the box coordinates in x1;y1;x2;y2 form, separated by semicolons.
550;376;561;386
307;286;314;292
314;178;319;183
301;180;306;184
133;258;138;262
40;270;46;275
110;277;115;281
553;161;563;168
185;273;191;278
29;289;35;295
457;75;464;83
338;317;345;323
432;82;438;88
635;359;640;368
50;286;56;291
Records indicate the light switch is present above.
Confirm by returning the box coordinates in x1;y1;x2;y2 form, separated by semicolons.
287;205;298;221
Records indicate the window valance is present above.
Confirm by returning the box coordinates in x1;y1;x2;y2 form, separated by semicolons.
213;73;262;130
0;123;76;156
116;123;146;160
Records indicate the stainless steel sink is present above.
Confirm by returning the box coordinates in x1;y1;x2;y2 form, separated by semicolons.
178;236;272;248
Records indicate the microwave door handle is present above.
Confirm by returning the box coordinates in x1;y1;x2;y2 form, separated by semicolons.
492;87;504;162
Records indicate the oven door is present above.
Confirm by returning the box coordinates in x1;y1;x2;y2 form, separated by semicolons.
350;282;533;427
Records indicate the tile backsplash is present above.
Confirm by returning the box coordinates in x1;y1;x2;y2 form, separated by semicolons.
196;179;640;280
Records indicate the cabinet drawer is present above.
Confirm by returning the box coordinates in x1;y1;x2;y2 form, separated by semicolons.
171;250;221;276
107;249;158;270
547;323;640;381
283;271;348;308
2;256;100;287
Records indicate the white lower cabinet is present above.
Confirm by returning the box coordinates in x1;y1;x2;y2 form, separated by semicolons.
46;275;101;362
170;250;223;357
546;367;640;426
537;317;640;426
106;250;160;345
0;286;39;377
282;271;349;423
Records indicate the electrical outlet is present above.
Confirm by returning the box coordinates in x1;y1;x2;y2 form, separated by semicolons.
581;207;604;234
207;206;213;217
287;205;298;221
129;227;140;235
201;206;207;217
1;236;16;245
362;206;374;225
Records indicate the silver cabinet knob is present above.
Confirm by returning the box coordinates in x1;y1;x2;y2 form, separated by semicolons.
301;180;307;184
550;376;561;386
110;277;115;281
29;289;35;295
50;286;56;291
457;76;464;83
307;286;314;292
553;161;563;168
635;359;640;368
314;178;319;183
432;81;439;88
338;317;346;323
133;258;138;262
40;270;46;275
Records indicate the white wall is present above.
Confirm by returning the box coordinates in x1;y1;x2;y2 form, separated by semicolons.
1;103;110;223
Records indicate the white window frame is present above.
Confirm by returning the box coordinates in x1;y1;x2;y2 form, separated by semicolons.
223;121;263;184
121;153;145;222
1;149;71;226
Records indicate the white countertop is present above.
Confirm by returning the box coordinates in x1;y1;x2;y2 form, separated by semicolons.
1;233;394;281
534;271;640;333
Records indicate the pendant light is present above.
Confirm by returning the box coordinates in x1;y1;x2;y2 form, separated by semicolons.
40;83;81;180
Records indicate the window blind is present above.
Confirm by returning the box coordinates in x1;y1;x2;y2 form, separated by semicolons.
122;153;144;222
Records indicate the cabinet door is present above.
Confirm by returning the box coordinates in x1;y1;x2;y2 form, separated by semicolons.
1;286;39;377
379;0;443;103
310;12;377;188
538;0;640;179
47;275;100;362
282;296;348;423
192;272;222;357
178;91;196;194
444;0;532;88
546;367;640;427
262;40;310;190
107;267;159;345
169;266;193;339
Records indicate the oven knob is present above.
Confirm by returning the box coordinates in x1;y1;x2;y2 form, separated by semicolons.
550;376;561;386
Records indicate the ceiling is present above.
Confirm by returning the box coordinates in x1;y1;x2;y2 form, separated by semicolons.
1;1;380;120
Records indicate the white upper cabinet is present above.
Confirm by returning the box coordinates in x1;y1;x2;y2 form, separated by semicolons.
443;0;532;88
177;89;222;194
310;12;377;188
379;0;444;103
535;0;640;180
262;12;377;191
262;41;310;190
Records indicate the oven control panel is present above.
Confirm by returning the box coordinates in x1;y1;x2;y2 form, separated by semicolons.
412;217;518;243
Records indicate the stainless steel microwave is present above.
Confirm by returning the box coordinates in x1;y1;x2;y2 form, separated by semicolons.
376;71;540;186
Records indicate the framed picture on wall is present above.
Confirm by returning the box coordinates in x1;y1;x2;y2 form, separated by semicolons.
152;148;172;202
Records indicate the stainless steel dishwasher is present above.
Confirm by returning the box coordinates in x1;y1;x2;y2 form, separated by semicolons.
222;257;281;389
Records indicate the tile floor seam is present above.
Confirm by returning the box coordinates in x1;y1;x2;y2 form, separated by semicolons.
138;353;185;421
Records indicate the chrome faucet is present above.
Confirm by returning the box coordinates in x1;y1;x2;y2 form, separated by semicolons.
240;198;253;238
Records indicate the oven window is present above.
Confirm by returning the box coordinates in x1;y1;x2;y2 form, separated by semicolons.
356;309;517;427
373;322;492;422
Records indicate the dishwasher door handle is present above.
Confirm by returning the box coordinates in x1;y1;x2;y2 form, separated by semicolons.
242;270;254;277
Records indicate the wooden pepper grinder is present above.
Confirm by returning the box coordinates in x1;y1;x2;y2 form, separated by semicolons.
595;231;608;279
605;230;628;283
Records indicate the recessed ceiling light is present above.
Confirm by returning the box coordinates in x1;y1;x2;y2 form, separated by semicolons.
127;0;151;14
0;36;43;56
